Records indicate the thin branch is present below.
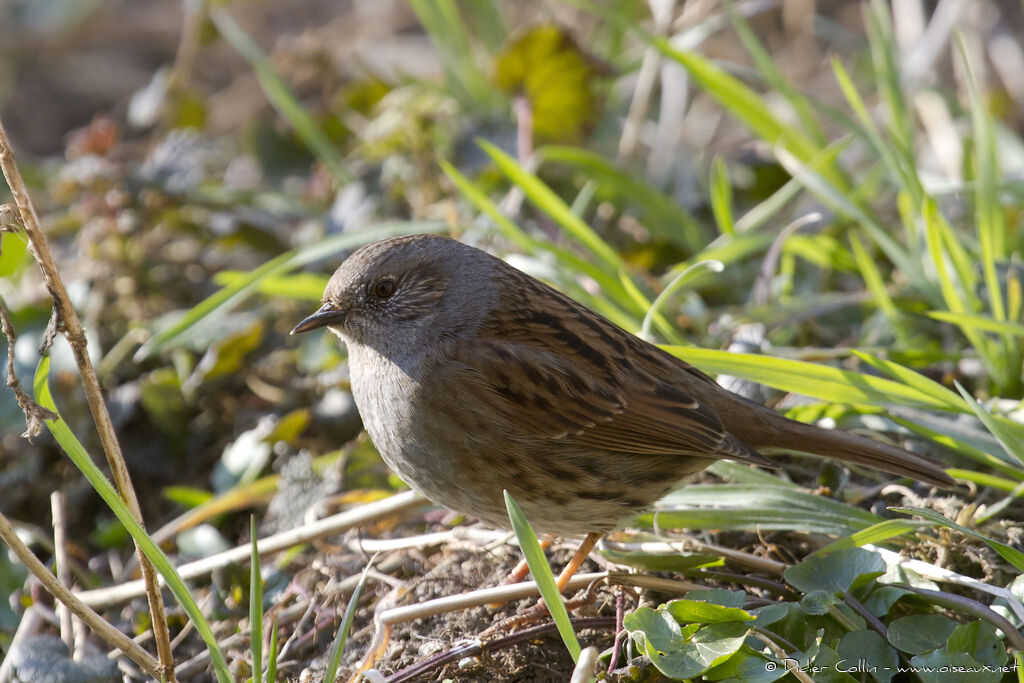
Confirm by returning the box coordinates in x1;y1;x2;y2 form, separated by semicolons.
0;297;56;439
0;511;161;678
384;616;617;683
50;493;76;654
76;489;427;608
0;118;177;681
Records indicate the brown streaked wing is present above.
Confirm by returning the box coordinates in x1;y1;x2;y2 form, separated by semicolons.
447;287;770;466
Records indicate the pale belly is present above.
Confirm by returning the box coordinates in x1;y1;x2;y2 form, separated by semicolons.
346;343;692;536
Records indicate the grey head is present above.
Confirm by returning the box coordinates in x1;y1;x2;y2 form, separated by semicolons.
291;234;498;361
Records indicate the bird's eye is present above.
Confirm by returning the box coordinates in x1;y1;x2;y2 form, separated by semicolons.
372;278;396;299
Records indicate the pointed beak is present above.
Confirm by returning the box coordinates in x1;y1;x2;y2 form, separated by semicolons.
291;303;348;335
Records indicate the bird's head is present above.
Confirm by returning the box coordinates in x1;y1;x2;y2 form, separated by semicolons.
291;234;495;359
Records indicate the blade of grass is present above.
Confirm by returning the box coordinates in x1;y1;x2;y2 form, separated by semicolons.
323;557;375;683
266;616;278;683
831;57;922;205
479;139;629;277
210;9;352;184
444;159;634;321
441;160;638;329
863;2;922;203
650;40;846;192
34;356;231;683
773;146;932;302
921;200;999;379
892;506;1024;573
849;350;965;410
504;491;581;662
954;381;1024;467
639;260;723;341
926;311;1024;336
407;0;496;110
724;0;825;144
849;231;908;345
812;519;932;556
709;157;734;236
537;145;705;251
250;516;263;683
663;346;965;411
890;415;1024;480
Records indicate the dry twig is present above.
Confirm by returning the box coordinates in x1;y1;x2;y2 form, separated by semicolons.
0;118;177;681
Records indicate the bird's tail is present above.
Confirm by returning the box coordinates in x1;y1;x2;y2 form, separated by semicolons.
725;398;953;488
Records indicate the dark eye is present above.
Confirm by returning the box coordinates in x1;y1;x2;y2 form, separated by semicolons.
372;278;396;299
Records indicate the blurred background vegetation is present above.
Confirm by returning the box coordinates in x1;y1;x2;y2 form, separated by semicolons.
2;0;1024;680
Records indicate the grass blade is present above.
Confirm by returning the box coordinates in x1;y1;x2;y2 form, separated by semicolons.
210;9;352;184
323;558;375;683
892;506;1024;573
663;346;965;411
250;515;263;683
504;491;581;662
34;356;232;683
479;139;629;277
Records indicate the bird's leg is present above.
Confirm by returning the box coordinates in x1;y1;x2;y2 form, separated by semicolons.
487;536;554;608
503;535;553;585
482;532;603;637
554;532;600;592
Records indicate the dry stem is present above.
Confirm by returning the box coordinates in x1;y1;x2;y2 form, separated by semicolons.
0;119;177;681
0;511;161;678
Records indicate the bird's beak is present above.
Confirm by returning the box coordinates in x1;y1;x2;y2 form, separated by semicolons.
291;303;348;334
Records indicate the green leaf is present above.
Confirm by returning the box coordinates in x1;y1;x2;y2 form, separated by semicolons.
784;548;885;594
190;319;265;385
652;41;843;190
891;506;1024;573
140;368;189;435
0;231;28;277
927;311;1024;337
407;0;497;110
685;588;746;609
837;629;898;683
213;271;329;302
954;381;1024;467
649;484;880;537
910;650;1001;683
537;145;704;251
704;645;787;682
494;26;603;141
947;621;1008;669
163;486;213;509
624;608;748;680
504;491;581;661
812;519;931;556
599;546;722;572
850;350;966;411
664;599;753;625
323;561;374;683
800;590;838;616
887;614;958;655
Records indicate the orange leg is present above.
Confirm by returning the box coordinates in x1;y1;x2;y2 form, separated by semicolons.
504;536;553;585
554;532;601;592
482;532;603;637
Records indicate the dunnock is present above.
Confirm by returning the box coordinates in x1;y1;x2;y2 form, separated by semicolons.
292;234;952;538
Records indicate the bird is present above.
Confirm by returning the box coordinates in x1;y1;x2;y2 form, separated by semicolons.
292;234;952;588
